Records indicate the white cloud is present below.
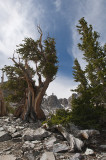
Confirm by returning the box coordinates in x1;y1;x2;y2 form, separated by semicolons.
46;74;77;98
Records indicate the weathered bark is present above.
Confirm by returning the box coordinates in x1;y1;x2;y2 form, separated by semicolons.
14;89;36;121
23;78;50;121
23;90;37;122
0;90;6;116
34;78;51;120
15;78;50;121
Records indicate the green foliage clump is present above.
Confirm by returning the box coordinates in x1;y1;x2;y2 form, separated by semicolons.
71;95;105;129
2;66;28;103
16;36;58;80
43;109;72;127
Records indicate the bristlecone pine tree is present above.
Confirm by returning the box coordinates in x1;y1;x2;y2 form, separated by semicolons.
2;27;58;121
71;18;106;128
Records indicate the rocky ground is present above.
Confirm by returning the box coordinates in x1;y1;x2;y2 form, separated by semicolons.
0;115;106;160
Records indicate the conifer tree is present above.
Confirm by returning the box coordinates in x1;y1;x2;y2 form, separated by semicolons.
77;17;106;106
2;27;58;121
71;18;106;128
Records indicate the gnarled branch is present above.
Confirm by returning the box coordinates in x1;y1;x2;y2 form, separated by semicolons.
10;54;36;91
35;63;42;86
37;26;46;62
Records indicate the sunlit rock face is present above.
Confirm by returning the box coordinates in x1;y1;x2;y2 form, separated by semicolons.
41;95;63;115
42;95;62;108
59;98;68;107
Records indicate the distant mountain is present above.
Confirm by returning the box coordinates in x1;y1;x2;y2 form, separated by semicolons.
41;94;74;116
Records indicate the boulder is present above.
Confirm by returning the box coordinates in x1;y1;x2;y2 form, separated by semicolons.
4;118;10;122
85;148;94;155
23;127;51;141
0;127;4;131
22;141;35;152
40;152;55;160
23;140;43;152
6;125;17;134
0;131;11;142
53;142;69;153
70;153;83;160
31;140;41;144
44;136;57;150
16;126;24;131
12;131;22;138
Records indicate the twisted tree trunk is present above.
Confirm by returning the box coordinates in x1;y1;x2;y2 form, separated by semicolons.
16;78;50;121
0;90;6;116
34;78;50;120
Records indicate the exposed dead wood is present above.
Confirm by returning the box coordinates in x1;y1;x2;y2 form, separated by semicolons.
0;71;7;116
0;89;7;116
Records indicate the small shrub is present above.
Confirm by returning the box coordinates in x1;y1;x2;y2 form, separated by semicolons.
43;109;72;127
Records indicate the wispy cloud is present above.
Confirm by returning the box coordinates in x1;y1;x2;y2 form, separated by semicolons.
0;0;47;58
67;0;106;68
54;0;62;11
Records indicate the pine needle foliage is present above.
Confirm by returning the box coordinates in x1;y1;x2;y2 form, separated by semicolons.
71;18;106;129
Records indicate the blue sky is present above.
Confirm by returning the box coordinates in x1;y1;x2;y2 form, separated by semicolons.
0;0;106;98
